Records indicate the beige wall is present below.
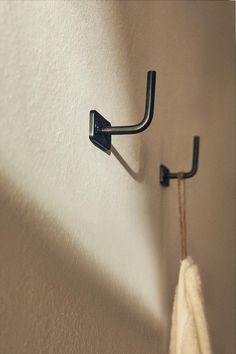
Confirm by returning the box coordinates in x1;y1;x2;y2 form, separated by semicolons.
0;1;235;353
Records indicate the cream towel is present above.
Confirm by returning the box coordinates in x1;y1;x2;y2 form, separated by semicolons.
169;257;212;354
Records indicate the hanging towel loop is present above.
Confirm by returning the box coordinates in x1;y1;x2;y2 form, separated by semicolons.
177;172;187;260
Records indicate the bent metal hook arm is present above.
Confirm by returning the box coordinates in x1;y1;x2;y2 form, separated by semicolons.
89;71;156;152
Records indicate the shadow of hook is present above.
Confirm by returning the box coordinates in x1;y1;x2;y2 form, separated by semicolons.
111;144;146;183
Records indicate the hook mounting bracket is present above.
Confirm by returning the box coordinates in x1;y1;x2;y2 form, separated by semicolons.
89;110;111;152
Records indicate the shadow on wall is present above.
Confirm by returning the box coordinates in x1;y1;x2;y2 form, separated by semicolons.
0;171;162;354
111;144;147;183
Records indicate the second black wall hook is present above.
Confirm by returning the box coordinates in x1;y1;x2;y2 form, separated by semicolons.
89;71;156;153
160;136;200;187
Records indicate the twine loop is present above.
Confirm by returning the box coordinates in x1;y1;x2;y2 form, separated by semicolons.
177;172;187;260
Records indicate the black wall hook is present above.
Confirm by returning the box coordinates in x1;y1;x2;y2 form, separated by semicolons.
89;71;156;152
160;136;200;187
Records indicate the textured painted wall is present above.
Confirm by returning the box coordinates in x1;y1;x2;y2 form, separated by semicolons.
0;1;235;353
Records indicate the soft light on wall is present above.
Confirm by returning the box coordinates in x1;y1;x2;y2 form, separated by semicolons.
0;1;235;354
